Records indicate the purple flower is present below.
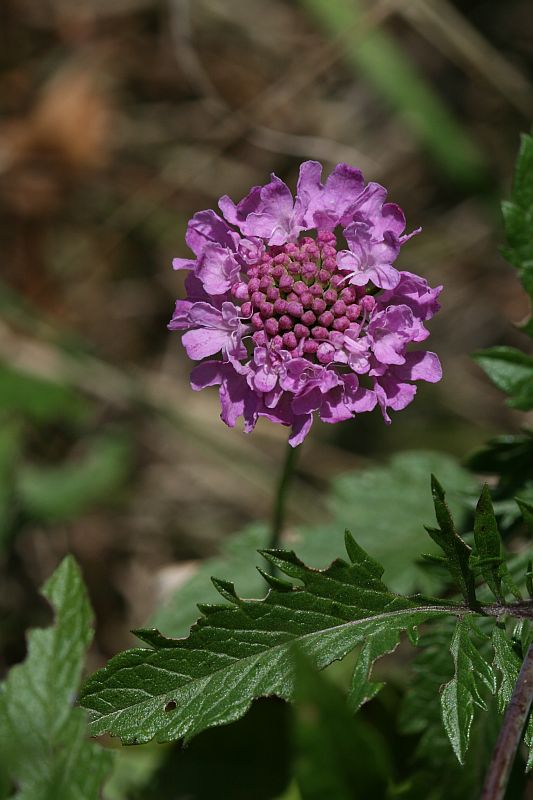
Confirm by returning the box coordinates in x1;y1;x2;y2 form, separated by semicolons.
169;162;442;444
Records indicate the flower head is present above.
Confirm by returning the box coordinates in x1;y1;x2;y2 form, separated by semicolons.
169;162;442;445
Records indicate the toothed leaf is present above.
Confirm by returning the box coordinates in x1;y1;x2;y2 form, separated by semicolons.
427;475;477;605
0;557;113;798
441;615;496;764
80;540;451;745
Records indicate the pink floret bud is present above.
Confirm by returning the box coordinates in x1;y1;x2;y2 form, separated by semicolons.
252;330;267;346
265;318;279;336
279;274;294;291
279;315;293;331
346;304;360;322
241;301;252;317
317;230;336;244
266;286;280;301
324;288;338;304
248;277;260;293
232;282;249;300
361;295;376;313
309;283;323;297
311;326;329;340
332;300;347;316
251;291;266;306
271;334;283;350
303;339;319;354
340;286;357;303
301;292;314;308
260;301;274;318
274;298;288;314
330;274;343;288
294;323;310;339
323;257;337;271
317;343;335;364
318;310;335;327
283;332;298;350
287;262;300;274
293;281;307;296
287;301;304;317
252;313;264;330
318;269;330;283
312;298;327;314
333;316;350;332
301;310;317;326
271;265;284;279
259;275;273;291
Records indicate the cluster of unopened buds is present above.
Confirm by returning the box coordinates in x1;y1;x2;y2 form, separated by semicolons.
169;162;442;445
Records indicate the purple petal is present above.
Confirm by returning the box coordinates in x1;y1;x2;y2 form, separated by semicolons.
219;186;262;229
168;299;192;330
367;263;401;290
190;360;223;390
241;176;298;245
319;387;353;423
351;182;388;218
172;257;196;271
396;351;442;383
298;161;365;230
182;328;230;360
289;414;313;447
185;210;240;257
196;245;241;295
292;386;323;415
378;271;442;321
370;203;406;239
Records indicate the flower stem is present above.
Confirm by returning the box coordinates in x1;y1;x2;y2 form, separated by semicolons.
481;642;533;800
268;442;299;571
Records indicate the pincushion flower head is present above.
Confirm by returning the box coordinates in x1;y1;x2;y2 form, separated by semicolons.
169;162;442;446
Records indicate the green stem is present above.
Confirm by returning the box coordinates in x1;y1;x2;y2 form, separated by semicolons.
481;642;533;800
268;442;300;568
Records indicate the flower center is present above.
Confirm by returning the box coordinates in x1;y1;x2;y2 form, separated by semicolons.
231;231;364;365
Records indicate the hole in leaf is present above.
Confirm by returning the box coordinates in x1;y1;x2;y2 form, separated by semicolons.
165;700;177;712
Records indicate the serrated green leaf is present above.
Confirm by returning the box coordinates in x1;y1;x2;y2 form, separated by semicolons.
0;556;113;798
492;625;533;770
80;540;451;745
427;475;477;606
441;615;496;764
348;626;401;712
399;619;502;800
472;485;522;602
473;348;533;409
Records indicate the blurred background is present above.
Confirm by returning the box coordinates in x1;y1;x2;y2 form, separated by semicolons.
1;0;533;679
